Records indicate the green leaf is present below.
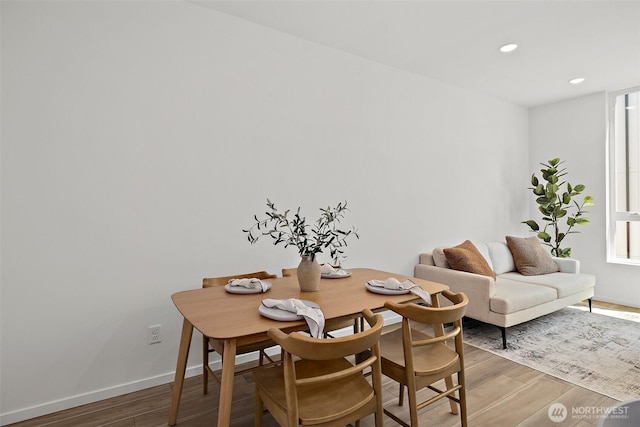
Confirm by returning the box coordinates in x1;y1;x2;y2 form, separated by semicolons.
583;195;594;205
567;217;576;226
576;218;590;225
557;209;567;218
533;184;545;196
558;248;571;258
549;158;560;166
531;174;539;186
562;193;571;204
538;232;551;242
574;184;585;192
522;220;539;231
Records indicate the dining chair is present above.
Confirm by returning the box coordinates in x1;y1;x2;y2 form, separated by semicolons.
201;270;278;395
253;308;385;427
379;290;469;427
282;267;360;336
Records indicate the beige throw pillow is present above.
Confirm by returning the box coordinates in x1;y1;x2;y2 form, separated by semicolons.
443;240;496;280
505;236;559;276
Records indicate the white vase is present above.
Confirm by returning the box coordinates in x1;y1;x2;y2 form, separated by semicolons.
297;256;321;292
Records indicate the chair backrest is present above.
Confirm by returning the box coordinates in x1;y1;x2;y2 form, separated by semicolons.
384;290;469;357
202;271;276;288
269;308;383;361
261;309;384;426
281;268;297;277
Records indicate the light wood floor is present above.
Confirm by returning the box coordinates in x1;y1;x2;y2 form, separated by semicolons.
9;301;638;427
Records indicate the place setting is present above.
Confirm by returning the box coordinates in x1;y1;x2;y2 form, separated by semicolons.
258;298;325;339
320;263;352;279
224;277;272;294
366;277;432;305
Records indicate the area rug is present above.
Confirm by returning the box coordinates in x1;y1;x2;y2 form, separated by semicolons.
463;305;640;402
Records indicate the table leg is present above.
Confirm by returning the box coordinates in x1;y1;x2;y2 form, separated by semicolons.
217;339;237;427
168;318;194;426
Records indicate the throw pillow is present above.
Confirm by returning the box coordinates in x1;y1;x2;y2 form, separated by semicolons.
487;241;516;275
443;240;496;279
505;236;559;276
432;247;450;268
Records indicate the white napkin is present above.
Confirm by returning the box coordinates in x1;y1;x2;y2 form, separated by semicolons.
367;278;432;305
320;264;348;276
261;298;325;338
227;278;269;292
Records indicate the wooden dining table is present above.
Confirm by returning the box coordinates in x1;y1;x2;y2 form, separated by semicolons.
167;267;449;426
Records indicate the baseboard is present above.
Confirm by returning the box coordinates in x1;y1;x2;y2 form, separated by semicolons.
594;295;640;309
1;312;403;426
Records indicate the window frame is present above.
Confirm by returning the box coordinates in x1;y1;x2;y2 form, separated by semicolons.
607;86;640;266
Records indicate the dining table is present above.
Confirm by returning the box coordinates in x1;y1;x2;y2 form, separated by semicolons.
167;267;449;426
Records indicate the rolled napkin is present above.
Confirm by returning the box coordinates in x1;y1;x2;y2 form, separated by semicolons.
227;278;269;293
320;264;348;276
261;298;325;338
367;278;432;305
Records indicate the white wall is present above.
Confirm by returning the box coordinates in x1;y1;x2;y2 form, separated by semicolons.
0;1;529;423
529;93;640;308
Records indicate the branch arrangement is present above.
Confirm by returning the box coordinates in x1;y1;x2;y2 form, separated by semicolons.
243;199;359;264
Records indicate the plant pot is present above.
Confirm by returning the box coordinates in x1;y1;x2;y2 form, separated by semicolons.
297;256;321;292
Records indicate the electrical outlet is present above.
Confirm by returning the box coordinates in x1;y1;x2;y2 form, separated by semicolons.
148;324;161;345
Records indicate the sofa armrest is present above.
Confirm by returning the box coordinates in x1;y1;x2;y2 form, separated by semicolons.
552;257;580;274
414;264;494;322
418;252;435;266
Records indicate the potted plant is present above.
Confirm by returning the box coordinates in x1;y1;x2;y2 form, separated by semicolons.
522;157;593;258
243;199;359;291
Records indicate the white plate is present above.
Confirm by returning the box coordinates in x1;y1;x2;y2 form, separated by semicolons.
365;282;410;295
224;280;272;294
321;270;352;279
258;300;320;321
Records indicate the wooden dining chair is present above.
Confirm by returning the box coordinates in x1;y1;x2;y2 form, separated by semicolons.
201;271;278;395
379;290;469;427
253;309;385;427
282;267;359;336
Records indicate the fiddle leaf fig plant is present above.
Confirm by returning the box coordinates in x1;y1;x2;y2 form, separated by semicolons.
243;199;359;265
523;158;593;258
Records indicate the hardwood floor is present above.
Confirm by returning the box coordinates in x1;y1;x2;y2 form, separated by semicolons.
9;300;635;427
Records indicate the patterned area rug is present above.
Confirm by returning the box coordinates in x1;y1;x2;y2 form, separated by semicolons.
463;305;640;402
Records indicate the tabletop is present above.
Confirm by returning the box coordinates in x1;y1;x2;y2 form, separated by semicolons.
171;268;449;344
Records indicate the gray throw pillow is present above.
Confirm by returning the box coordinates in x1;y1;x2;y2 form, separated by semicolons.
505;236;559;276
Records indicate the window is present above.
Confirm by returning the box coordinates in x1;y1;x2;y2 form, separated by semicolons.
608;87;640;264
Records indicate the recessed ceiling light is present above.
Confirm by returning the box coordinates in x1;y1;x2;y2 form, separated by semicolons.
499;43;518;53
569;77;585;85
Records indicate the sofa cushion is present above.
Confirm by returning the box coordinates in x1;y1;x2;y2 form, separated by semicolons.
500;272;595;298
487;241;516;275
432;247;450;268
490;278;557;314
506;236;559;276
443;240;496;279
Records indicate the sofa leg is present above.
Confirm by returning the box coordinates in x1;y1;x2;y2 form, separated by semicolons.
500;327;507;349
588;298;592;312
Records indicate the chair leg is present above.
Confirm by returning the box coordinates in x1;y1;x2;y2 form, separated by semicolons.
202;335;209;395
398;384;404;406
458;372;468;427
407;381;419;427
588;298;592;312
254;385;263;427
444;375;459;414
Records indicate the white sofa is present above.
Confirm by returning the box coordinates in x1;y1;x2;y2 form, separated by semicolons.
414;241;596;348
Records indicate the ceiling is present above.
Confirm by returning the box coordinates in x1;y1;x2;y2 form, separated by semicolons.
193;0;640;108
